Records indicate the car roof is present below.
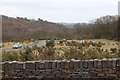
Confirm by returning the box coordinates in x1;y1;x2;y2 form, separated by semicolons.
14;44;20;45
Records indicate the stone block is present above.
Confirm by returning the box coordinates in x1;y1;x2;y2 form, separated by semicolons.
87;60;94;68
107;59;112;68
25;61;35;70
102;59;112;68
112;59;117;68
73;60;79;69
52;60;57;69
95;60;102;68
64;61;70;69
101;59;107;68
17;62;25;70
6;61;19;71
44;61;52;69
69;61;74;69
13;62;19;70
9;62;15;71
4;62;10;71
39;61;45;69
44;61;48;69
94;59;98;68
79;60;83;68
116;58;120;67
61;60;65;69
35;61;40;70
82;60;88;68
57;61;61;69
0;62;4;70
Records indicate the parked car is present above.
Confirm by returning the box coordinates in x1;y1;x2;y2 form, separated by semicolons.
13;44;22;49
0;43;4;48
61;39;67;42
80;40;86;43
92;41;97;43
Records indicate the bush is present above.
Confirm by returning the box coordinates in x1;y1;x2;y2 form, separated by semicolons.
40;47;55;60
19;48;32;61
46;40;55;47
84;49;98;59
110;48;117;53
2;52;19;61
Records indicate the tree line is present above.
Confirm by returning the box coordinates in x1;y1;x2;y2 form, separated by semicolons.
2;15;119;41
72;15;118;40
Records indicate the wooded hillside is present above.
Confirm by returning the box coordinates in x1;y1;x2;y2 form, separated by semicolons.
2;15;118;41
2;15;69;41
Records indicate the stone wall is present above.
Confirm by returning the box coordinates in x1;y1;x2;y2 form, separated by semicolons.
0;58;120;80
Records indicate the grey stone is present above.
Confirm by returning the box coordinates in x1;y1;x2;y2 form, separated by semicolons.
52;61;57;69
61;61;65;69
116;58;120;67
0;62;5;70
79;60;83;68
39;61;45;69
87;60;94;68
107;59;112;68
82;60;88;68
17;62;25;70
94;59;98;68
4;62;10;71
25;61;35;70
13;62;19;70
101;59;107;68
64;61;70;69
44;61;52;69
69;61;74;69
35;61;40;70
57;61;61;69
112;59;117;68
101;59;112;68
2;59;120;78
97;60;102;68
8;62;16;71
73;60;79;69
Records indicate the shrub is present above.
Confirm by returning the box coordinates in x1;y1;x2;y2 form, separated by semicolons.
40;47;55;60
84;49;98;59
110;48;117;53
2;52;19;61
19;48;32;61
46;40;55;47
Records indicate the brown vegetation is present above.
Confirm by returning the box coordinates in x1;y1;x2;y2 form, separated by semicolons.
2;15;119;41
2;40;119;61
2;15;69;41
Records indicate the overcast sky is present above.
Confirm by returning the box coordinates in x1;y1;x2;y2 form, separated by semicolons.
0;0;119;23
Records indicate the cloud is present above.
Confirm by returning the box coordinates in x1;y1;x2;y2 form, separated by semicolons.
0;5;23;16
0;0;119;22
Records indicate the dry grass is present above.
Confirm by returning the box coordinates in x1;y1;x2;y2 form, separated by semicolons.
101;45;118;52
86;39;118;42
1;40;40;50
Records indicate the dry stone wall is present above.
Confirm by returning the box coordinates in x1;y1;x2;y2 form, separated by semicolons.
0;58;120;80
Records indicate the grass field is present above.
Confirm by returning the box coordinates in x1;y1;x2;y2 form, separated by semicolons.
55;39;119;52
2;39;120;61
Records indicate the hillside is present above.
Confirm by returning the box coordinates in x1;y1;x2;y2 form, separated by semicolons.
58;23;89;28
2;15;68;41
58;23;75;28
2;15;118;41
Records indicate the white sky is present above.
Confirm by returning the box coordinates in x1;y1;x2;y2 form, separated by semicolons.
0;0;119;23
